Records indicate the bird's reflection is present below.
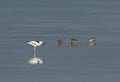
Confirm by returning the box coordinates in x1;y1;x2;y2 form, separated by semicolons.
28;57;43;64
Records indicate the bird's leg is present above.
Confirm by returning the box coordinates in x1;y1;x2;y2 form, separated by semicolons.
34;46;36;58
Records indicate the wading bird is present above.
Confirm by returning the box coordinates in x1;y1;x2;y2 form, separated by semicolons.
89;37;96;42
27;41;45;64
57;39;63;47
71;38;78;47
88;37;96;47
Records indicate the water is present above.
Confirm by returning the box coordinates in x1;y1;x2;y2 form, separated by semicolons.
0;0;120;82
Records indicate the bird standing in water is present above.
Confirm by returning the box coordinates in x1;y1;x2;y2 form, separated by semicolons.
27;41;45;64
71;38;78;47
88;37;96;47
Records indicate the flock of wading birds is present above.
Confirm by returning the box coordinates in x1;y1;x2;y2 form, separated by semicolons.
27;37;96;65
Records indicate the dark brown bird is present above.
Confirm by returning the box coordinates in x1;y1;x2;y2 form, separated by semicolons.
57;39;63;47
71;38;78;47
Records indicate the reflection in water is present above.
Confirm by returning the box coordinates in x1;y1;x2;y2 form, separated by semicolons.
28;57;43;64
89;37;96;47
71;38;78;47
57;39;63;47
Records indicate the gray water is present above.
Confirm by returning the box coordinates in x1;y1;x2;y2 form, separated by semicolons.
0;0;120;82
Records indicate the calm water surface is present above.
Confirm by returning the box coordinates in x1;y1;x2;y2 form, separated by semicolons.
0;0;120;82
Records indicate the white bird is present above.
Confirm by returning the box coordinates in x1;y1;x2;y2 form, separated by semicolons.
27;41;45;47
27;41;45;64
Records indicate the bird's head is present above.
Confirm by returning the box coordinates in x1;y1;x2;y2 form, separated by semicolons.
42;42;47;47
